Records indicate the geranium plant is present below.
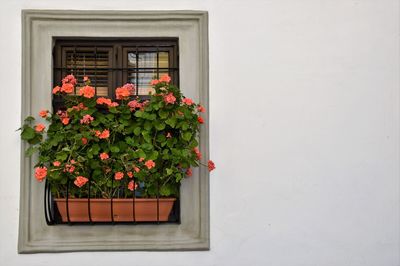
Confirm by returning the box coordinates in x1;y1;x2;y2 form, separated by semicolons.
20;74;215;200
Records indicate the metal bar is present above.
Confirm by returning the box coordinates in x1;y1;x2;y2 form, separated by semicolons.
73;46;77;94
44;180;51;225
111;177;114;224
135;46;139;96
157;181;160;224
53;67;178;71
156;46;160;79
88;180;92;223
94;46;97;95
66;180;71;224
133;177;136;223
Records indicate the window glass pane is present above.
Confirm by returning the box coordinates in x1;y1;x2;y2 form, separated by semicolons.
138;52;157;68
159;52;169;68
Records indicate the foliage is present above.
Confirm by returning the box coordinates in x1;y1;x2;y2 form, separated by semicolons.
20;75;213;199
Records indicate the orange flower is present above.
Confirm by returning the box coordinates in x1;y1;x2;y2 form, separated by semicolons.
99;129;110;139
197;105;205;113
182;98;194;105
35;123;45;132
114;172;124;180
79;85;96;98
163;93;176;104
193;147;202;160
81;137;88;145
150;79;159;86
80;114;94;125
34;167;47;182
62;74;77;86
52;86;61;94
127;100;141;111
115;83;134;100
53;161;61;167
64;164;75;173
127;171;133;178
61;83;74;94
39;109;49;118
128;180;138;191
134;166;140;173
61;117;70;125
74;176;89;188
198;116;204;124
99;152;109;160
144;160;155;170
97;97;113;106
186;168;193;177
159;74;171;83
208;160;216;172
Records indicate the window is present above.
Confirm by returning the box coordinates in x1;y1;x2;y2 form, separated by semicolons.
52;38;179;110
20;10;209;253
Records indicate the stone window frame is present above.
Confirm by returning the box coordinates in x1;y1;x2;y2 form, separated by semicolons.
19;10;209;253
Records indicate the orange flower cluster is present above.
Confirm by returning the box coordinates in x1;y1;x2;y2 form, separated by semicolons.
149;74;172;86
193;147;202;160
99;152;109;160
74;176;88;188
57;110;70;125
208;160;216;172
116;83;135;100
128;180;138;191
34;167;47;182
144;160;156;170
182;98;194;105
39;109;49;118
52;74;77;94
114;172;124;180
95;129;110;139
79;85;96;98
35;123;45;132
96;97;119;107
164;92;176;104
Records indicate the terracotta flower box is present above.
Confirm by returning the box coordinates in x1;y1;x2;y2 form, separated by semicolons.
54;198;176;222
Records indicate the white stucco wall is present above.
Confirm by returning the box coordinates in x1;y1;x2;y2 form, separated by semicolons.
0;0;398;265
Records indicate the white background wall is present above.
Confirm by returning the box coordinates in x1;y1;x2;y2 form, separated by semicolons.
0;0;399;265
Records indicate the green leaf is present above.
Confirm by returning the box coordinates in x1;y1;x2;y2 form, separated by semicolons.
181;122;189;130
159;185;172;196
175;173;183;182
142;131;152;143
24;116;35;122
125;136;135;146
144;121;152;131
109;107;118;113
148;151;159;160
134;111;144;117
56;152;68;161
182;131;192;141
133;127;141;136
110;146;120;153
25;146;38;157
137;149;146;159
154;121;166;131
21;127;36;140
158;109;168;119
165;117;177;128
141;143;153;150
166;168;173;176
